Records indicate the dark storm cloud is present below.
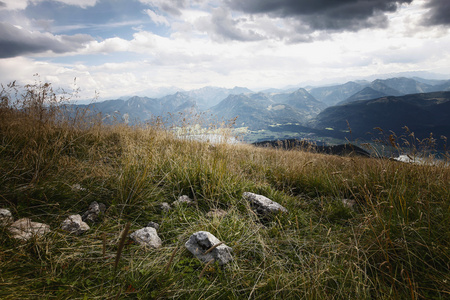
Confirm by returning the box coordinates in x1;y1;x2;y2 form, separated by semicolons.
225;0;413;31
422;0;450;26
0;2;6;8
0;22;93;58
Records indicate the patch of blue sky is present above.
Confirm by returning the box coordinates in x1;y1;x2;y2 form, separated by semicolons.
24;0;171;38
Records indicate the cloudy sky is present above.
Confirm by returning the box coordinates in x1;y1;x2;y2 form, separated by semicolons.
0;0;449;99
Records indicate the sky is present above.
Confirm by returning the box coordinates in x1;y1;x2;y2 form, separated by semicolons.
0;0;450;100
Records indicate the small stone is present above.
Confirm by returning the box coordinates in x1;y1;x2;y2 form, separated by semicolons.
0;209;13;226
206;209;227;218
71;184;86;192
342;199;356;209
242;192;288;217
146;221;160;230
173;195;194;206
82;201;106;223
185;231;233;265
130;227;162;249
159;202;171;213
9;218;50;241
61;214;90;235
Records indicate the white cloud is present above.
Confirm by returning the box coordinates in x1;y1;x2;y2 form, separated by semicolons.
0;0;98;10
145;9;170;26
138;0;187;16
83;37;130;54
0;0;28;10
1;0;450;100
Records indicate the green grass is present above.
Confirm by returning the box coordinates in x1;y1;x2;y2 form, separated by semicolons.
0;80;449;299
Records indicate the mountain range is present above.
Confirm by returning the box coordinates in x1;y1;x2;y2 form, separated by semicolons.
71;76;450;144
308;77;450;106
209;89;326;130
311;91;450;142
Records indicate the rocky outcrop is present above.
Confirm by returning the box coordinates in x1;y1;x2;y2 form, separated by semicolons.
61;214;90;235
242;192;288;217
185;231;233;265
8;218;50;241
130;226;162;249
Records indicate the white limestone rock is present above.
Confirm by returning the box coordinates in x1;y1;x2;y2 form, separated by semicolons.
0;208;13;226
71;184;86;192
242;192;288;217
159;202;171;213
146;221;160;230
61;214;90;235
82;201;106;223
342;199;356;209
185;231;233;265
130;227;162;249
173;195;194;206
9;218;50;241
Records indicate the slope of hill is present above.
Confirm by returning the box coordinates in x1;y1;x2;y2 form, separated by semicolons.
210;89;324;130
209;93;304;130
312;91;450;141
311;77;449;106
253;139;370;157
309;81;366;106
338;87;388;105
272;88;326;113
75;93;197;124
374;77;434;94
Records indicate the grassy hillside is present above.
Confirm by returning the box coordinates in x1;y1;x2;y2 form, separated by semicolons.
0;81;449;299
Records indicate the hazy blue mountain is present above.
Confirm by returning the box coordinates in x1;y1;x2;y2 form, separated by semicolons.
374;77;434;94
369;79;403;96
209;94;295;130
159;92;197;114
309;77;444;107
74;93;197;124
182;86;252;110
411;77;450;86
338;87;388;105
272;88;326;113
259;87;299;94
84;97;158;122
311;91;450;141
120;86;184;99
433;80;450;92
339;77;450;104
209;89;324;130
309;81;366;106
69;76;450;136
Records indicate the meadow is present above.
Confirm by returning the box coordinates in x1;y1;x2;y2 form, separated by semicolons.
0;81;449;299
